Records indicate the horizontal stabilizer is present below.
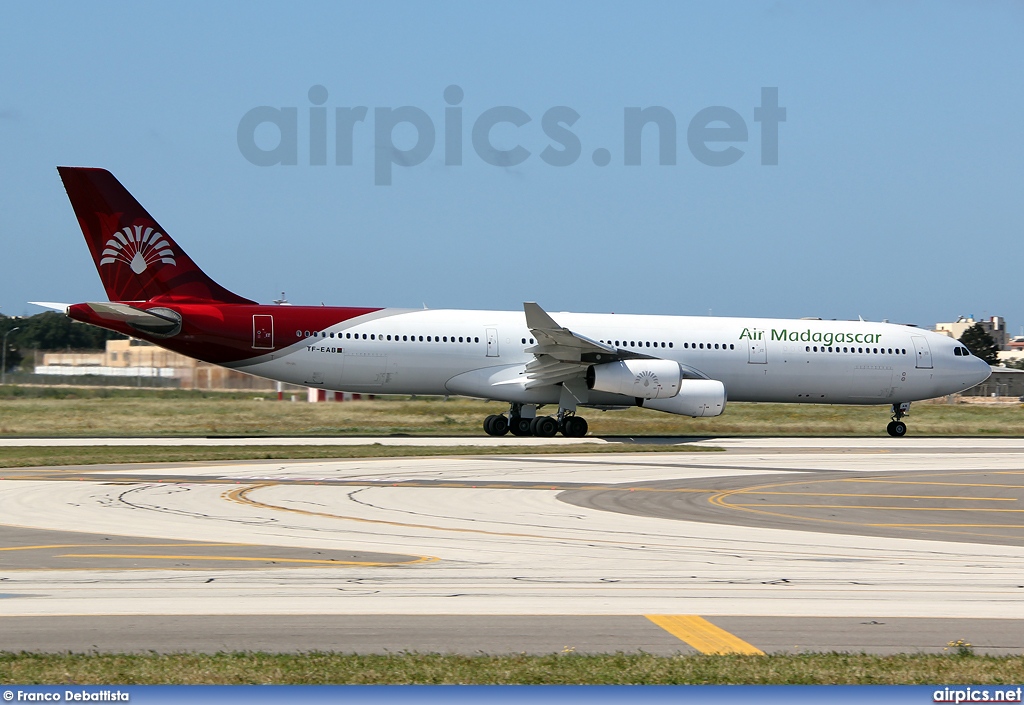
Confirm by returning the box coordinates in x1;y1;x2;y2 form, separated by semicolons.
78;302;182;336
28;301;70;313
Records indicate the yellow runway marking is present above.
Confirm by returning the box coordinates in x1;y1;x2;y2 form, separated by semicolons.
224;484;693;549
54;553;432;566
844;479;1024;489
646;615;763;655
871;523;1024;528
745;491;1014;501
730;504;1024;512
0;543;242;552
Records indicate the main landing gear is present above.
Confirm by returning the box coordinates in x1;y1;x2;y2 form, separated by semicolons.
483;403;589;438
886;402;910;437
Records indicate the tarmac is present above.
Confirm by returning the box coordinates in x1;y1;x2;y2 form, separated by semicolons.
2;436;1024;654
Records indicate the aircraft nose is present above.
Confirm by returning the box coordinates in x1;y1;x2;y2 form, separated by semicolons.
972;357;993;386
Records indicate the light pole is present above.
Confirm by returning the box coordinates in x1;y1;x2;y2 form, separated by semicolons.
1;326;20;386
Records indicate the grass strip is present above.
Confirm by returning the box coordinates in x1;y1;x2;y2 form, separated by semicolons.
3;390;1024;437
3;652;1024;685
0;443;720;469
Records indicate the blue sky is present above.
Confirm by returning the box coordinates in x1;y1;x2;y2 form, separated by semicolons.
2;1;1022;332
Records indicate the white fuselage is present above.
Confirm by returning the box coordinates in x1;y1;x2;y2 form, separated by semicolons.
233;309;991;407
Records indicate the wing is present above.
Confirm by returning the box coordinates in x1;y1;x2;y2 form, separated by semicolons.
521;302;641;389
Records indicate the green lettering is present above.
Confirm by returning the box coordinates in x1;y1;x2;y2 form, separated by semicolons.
740;328;753;340
770;329;787;341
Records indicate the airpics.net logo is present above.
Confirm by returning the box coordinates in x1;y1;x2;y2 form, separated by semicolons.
237;85;786;185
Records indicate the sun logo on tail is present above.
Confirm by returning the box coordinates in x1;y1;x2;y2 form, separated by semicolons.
100;225;176;274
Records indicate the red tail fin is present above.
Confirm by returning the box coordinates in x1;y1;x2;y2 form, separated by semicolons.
58;167;254;304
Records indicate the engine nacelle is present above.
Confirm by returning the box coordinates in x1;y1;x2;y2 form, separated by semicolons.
641;379;726;417
585;359;682;400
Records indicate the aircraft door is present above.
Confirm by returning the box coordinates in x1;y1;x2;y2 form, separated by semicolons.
486;328;499;357
253;314;274;349
912;335;933;369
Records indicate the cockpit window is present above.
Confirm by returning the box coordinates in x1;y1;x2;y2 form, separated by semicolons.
954;347;962;356
961;347;971;356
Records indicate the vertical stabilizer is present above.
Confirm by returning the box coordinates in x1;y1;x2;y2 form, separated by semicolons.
58;167;254;304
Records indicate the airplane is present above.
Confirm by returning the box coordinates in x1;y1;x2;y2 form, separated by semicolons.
48;167;991;438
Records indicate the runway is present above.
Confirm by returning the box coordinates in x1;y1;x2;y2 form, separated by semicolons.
2;437;1024;654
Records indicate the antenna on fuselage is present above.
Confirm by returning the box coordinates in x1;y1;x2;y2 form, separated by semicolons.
273;291;291;306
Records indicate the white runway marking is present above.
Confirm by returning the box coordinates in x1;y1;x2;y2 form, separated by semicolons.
2;439;1024;619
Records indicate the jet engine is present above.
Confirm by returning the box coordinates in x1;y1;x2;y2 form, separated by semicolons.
641;379;726;417
585;359;682;400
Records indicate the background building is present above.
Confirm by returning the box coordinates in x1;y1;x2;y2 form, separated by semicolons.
934;316;1008;349
36;339;289;391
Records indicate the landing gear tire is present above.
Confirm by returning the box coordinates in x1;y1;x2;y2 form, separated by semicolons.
561;416;588;438
887;402;910;437
484;414;509;436
887;420;907;437
530;415;558;438
509;417;533;436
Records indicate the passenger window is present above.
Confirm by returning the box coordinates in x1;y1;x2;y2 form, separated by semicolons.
522;338;526;344
668;342;673;348
295;330;301;337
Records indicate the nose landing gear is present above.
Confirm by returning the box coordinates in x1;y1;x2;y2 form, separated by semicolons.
887;402;910;437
